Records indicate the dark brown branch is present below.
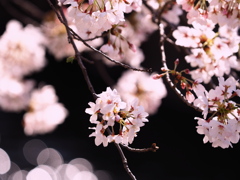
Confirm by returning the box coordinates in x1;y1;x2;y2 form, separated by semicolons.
68;28;152;73
114;143;137;180
47;0;97;99
47;1;138;179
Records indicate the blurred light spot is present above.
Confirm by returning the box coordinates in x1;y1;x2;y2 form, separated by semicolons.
5;162;20;179
0;148;11;174
56;164;79;180
9;170;28;180
26;167;52;180
69;158;93;172
23;139;47;165
37;148;63;168
38;165;58;180
73;171;98;180
94;170;112;180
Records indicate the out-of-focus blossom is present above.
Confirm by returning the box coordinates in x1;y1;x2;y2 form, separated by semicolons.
0;20;46;78
42;11;103;60
86;87;149;147
23;85;68;136
147;1;182;25
114;70;167;115
0;76;34;112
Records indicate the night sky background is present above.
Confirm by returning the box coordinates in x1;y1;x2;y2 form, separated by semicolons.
1;1;240;180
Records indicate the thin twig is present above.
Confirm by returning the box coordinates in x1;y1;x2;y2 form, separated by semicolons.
159;23;203;113
47;0;97;99
68;27;152;73
121;143;159;153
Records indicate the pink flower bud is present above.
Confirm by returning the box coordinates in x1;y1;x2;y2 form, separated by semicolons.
184;69;190;74
181;81;186;89
174;59;179;65
127;41;136;52
152;74;163;80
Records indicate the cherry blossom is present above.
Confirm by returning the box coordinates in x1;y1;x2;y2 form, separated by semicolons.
0;20;46;78
41;11;103;60
114;70;167;115
176;0;240;28
23;85;68;136
194;77;240;148
100;21;145;67
86;87;149;146
63;0;130;39
0;76;34;112
173;24;240;83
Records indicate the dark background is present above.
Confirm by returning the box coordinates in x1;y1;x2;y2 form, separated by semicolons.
1;1;240;180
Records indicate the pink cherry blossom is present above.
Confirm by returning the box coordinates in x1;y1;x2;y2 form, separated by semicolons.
0;20;46;78
86;87;149;146
23;85;68;136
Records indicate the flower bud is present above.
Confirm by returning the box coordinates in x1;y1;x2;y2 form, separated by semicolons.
174;59;179;65
152;74;163;80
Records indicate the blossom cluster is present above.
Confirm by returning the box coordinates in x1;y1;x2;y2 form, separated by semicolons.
193;77;240;148
177;0;240;28
173;25;240;83
85;87;148;147
63;0;141;39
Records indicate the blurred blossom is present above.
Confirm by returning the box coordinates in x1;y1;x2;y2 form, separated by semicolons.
0;20;46;78
0;76;34;112
147;1;182;25
114;70;167;115
23;85;68;135
42;11;103;60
